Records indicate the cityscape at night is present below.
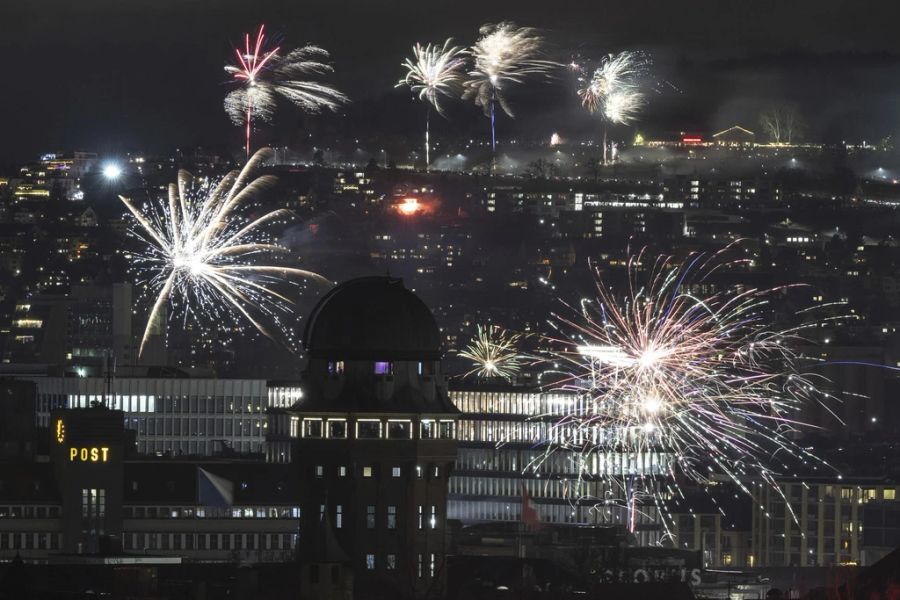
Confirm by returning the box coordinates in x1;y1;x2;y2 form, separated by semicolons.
4;1;900;599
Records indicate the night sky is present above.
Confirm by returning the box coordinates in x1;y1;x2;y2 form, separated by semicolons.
3;0;900;164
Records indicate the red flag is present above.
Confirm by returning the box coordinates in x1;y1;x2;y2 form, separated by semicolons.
521;484;543;530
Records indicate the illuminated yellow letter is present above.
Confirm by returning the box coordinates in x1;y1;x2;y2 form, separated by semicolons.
69;447;77;461
90;448;99;461
101;447;109;462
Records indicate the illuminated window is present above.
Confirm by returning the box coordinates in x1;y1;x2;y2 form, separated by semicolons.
391;467;401;478
387;506;397;529
388;420;412;439
327;361;345;375
363;466;373;478
366;554;375;570
417;505;424;529
338;466;347;477
356;420;382;439
335;505;343;529
417;554;423;578
438;420;454;439
315;465;324;478
429;553;436;577
723;553;732;566
885;489;896;500
386;554;397;570
327;419;347;439
420;420;435;439
430;505;437;529
303;419;323;438
366;506;376;529
374;361;392;375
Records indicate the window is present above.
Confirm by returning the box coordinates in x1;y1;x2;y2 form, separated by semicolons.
420;420;435;439
417;554;423;578
328;419;347;439
363;466;373;478
392;467;401;478
429;553;436;577
374;361;392;375
386;554;397;570
438;420;454;439
388;420;411;439
417;505;424;529
336;505;343;529
430;505;437;529
387;506;397;529
416;465;423;479
885;489;896;500
366;506;376;529
357;420;382;439
432;466;440;479
366;554;375;570
315;465;324;478
303;419;323;438
338;466;347;477
82;488;106;518
327;361;345;375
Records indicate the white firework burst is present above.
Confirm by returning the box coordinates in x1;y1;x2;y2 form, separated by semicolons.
463;22;556;118
119;148;327;356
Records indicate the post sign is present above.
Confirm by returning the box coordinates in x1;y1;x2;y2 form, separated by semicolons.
68;447;111;462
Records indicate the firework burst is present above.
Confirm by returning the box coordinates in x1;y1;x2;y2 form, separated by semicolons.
120;148;328;356
463;22;557;154
540;244;842;534
459;324;529;380
225;24;347;157
398;40;467;169
576;51;648;163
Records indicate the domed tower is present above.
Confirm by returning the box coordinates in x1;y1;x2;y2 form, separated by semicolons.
294;277;458;599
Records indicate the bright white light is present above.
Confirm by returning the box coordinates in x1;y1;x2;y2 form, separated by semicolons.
577;345;635;367
103;163;123;180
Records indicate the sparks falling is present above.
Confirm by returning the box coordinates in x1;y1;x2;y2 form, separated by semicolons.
120;148;328;356
463;22;557;154
398;40;467;170
577;51;648;163
225;24;347;157
459;324;529;381
540;245;842;535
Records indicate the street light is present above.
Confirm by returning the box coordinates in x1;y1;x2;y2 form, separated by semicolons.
102;163;123;180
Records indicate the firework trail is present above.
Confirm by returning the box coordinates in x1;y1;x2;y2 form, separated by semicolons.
463;22;557;157
576;51;648;164
225;24;347;157
119;148;328;356
539;244;842;535
398;40;467;170
458;324;530;381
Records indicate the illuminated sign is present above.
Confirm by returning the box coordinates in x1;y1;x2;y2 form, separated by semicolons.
55;419;66;444
69;447;110;463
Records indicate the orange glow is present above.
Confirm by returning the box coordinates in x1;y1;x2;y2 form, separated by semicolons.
398;197;420;215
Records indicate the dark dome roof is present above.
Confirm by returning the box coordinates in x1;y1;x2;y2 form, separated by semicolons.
302;277;442;360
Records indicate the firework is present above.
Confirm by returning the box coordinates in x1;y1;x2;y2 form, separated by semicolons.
225;24;347;157
463;22;557;154
576;51;648;163
541;245;841;535
120;148;328;356
459;324;529;381
398;40;467;169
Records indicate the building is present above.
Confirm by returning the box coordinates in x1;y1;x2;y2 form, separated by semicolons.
750;477;900;567
292;276;459;598
448;385;670;546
